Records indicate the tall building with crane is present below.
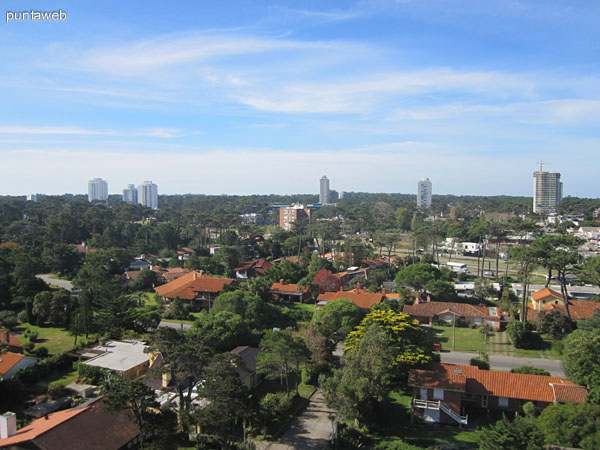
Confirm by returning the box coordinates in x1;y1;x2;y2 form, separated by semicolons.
533;161;562;214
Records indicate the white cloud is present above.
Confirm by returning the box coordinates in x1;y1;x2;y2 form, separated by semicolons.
0;126;188;139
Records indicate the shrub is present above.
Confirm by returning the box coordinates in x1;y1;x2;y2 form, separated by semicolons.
47;379;68;398
77;363;106;384
470;358;490;370
31;346;49;358
511;366;551;376
507;321;545;349
24;329;39;341
17;310;29;324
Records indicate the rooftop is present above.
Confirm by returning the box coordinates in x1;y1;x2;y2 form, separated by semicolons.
82;340;149;373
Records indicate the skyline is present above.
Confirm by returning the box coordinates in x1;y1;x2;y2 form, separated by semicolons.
1;1;599;198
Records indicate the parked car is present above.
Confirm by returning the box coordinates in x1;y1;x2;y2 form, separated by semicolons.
433;343;442;352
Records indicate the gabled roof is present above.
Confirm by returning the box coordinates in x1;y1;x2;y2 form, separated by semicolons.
530;299;600;322
231;346;261;380
234;259;273;272
0;351;25;376
531;287;564;301
0;399;140;449
317;288;383;309
409;363;587;404
0;329;22;346
269;282;308;294
154;271;234;300
403;302;501;320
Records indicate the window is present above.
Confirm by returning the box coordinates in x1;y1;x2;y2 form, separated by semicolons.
433;388;444;400
499;397;508;408
445;315;453;322
481;395;488;407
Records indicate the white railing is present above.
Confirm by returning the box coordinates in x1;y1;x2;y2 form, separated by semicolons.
413;399;468;425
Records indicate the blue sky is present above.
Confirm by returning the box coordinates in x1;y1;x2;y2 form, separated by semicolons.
1;0;599;197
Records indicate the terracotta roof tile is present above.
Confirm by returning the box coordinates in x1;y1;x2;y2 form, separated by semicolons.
530;299;600;321
269;282;308;293
404;302;500;319
317;288;383;309
0;329;22;346
531;287;563;301
0;351;25;376
154;271;234;300
409;363;587;403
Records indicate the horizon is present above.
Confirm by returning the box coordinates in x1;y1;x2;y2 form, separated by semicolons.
2;1;599;198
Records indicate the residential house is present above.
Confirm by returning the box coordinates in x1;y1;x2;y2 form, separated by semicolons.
403;298;504;329
408;363;588;426
231;346;262;390
0;330;25;354
81;340;151;379
530;287;565;310
154;271;235;309
529;288;600;322
176;247;193;261
234;259;273;279
335;267;370;290
0;352;37;381
0;398;140;449
269;281;311;303
317;286;384;310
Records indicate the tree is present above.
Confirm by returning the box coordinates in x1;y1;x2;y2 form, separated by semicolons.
474;277;496;300
394;263;441;296
344;309;432;376
96;295;138;339
507;321;544;349
583;256;600;289
103;375;157;447
538;310;574;340
195;353;250;447
578;310;600;331
313;268;342;293
477;414;544;450
510;245;538;322
312;299;365;342
192;311;251;353
257;330;310;394
146;327;211;430
563;329;600;400
424;279;456;300
321;325;394;428
537;403;600;450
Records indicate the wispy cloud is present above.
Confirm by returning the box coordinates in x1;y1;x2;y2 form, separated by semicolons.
0;126;190;139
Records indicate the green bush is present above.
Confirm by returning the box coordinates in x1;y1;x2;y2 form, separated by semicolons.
470;358;490;370
31;346;49;358
507;321;545;349
77;363;106;384
47;379;69;398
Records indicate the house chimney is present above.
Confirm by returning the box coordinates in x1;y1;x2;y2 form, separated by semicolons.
339;285;344;292
356;282;360;290
280;279;284;284
0;412;17;438
162;371;172;388
3;330;9;343
193;272;197;280
415;295;419;305
427;295;431;303
382;288;386;296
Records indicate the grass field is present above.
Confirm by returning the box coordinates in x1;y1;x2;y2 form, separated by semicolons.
367;391;479;449
14;323;97;355
431;326;487;353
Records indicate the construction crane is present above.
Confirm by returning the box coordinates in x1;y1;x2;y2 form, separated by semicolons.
536;160;551;172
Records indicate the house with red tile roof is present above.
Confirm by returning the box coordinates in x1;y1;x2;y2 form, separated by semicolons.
0;330;24;354
531;287;565;310
317;286;384;310
154;270;234;309
0;351;37;381
234;259;273;279
0;398;140;449
408;363;588;426
335;267;370;290
403;297;504;329
269;281;311;303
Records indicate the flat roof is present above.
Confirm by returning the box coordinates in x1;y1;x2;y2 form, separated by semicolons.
83;341;149;372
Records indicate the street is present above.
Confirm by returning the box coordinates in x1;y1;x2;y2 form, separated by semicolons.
36;274;75;291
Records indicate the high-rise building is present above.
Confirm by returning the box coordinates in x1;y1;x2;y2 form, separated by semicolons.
88;178;108;202
279;204;312;231
122;184;138;205
417;178;432;208
139;181;158;209
319;176;330;204
533;167;562;214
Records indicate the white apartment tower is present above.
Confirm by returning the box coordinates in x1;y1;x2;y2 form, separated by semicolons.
533;168;562;214
319;175;330;204
122;184;138;205
88;178;108;202
139;181;158;209
417;178;432;208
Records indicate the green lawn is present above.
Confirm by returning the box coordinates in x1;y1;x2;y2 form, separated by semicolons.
367;390;479;449
431;326;487;353
48;274;71;281
14;323;97;356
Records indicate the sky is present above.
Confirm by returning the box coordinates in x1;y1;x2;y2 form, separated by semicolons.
1;0;599;197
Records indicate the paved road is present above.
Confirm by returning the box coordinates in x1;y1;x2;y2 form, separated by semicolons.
441;351;565;377
159;320;192;331
256;391;335;450
36;274;74;291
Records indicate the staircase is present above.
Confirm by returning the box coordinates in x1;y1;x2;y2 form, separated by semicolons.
413;399;468;425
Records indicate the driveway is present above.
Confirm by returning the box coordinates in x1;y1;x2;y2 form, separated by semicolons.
36;274;74;291
258;390;335;450
441;351;565;377
158;320;192;331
